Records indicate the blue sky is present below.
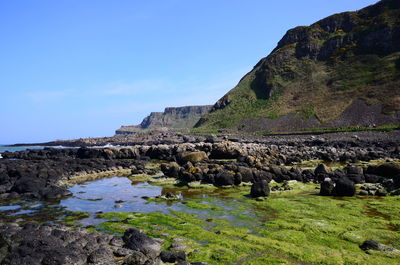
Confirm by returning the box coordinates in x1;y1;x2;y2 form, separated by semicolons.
0;0;377;144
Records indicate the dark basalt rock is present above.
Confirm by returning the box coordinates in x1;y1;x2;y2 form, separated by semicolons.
238;166;254;183
394;175;400;189
122;228;162;259
334;178;356;196
254;170;274;183
0;223;172;265
364;174;383;183
0;149;148;199
346;165;364;175
179;151;208;163
320;178;335;196
376;163;400;178
360;240;382;251
359;239;399;253
0;223;124;265
121;251;148;265
214;171;236;186
160;250;186;263
250;180;270;198
209;143;242;159
314;164;332;176
346;173;365;184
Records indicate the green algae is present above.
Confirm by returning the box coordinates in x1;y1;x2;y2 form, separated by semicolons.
95;183;400;265
130;174;178;186
58;168;132;186
181;200;222;211
62;211;90;226
145;159;168;171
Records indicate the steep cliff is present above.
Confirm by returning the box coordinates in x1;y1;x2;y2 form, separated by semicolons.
196;0;400;132
116;105;212;134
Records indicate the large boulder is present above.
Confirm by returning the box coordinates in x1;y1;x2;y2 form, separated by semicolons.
40;185;72;199
360;240;385;251
160;250;186;263
76;147;102;159
250;180;270;198
360;239;399;254
334;178;356;196
214;171;235;186
346;173;365;184
255;170;274;183
314;164;332;175
123;228;161;259
346;165;363;175
364;174;382;183
179;152;208;163
160;162;181;178
238;166;254;183
209;143;242;159
375;163;400;178
122;251;148;265
320;177;335;196
394;175;400;189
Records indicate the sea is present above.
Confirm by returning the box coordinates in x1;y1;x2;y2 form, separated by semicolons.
0;145;48;153
0;145;74;158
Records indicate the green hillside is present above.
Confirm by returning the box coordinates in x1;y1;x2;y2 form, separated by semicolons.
196;0;400;132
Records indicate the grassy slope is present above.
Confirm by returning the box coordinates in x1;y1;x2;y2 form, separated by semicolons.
196;2;400;132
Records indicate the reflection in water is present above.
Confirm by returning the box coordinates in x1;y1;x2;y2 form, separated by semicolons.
60;177;188;225
0;176;260;229
62;177;165;213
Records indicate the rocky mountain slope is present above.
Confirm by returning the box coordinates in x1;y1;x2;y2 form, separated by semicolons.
196;0;400;132
116;105;212;134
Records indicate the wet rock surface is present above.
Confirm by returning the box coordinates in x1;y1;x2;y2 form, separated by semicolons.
0;145;166;200
0;223;161;265
0;156;149;200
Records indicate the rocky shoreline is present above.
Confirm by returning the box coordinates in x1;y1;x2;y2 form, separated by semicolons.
0;222;198;265
1;130;400;264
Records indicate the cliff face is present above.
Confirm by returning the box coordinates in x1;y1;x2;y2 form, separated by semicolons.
116;105;212;134
196;0;400;132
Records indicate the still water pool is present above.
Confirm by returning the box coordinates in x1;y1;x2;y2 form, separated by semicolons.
0;176;259;227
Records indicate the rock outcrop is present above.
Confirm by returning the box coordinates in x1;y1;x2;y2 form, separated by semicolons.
0;223;165;265
116;105;212;134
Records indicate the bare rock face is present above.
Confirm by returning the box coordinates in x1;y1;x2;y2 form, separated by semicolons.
116;105;212;134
